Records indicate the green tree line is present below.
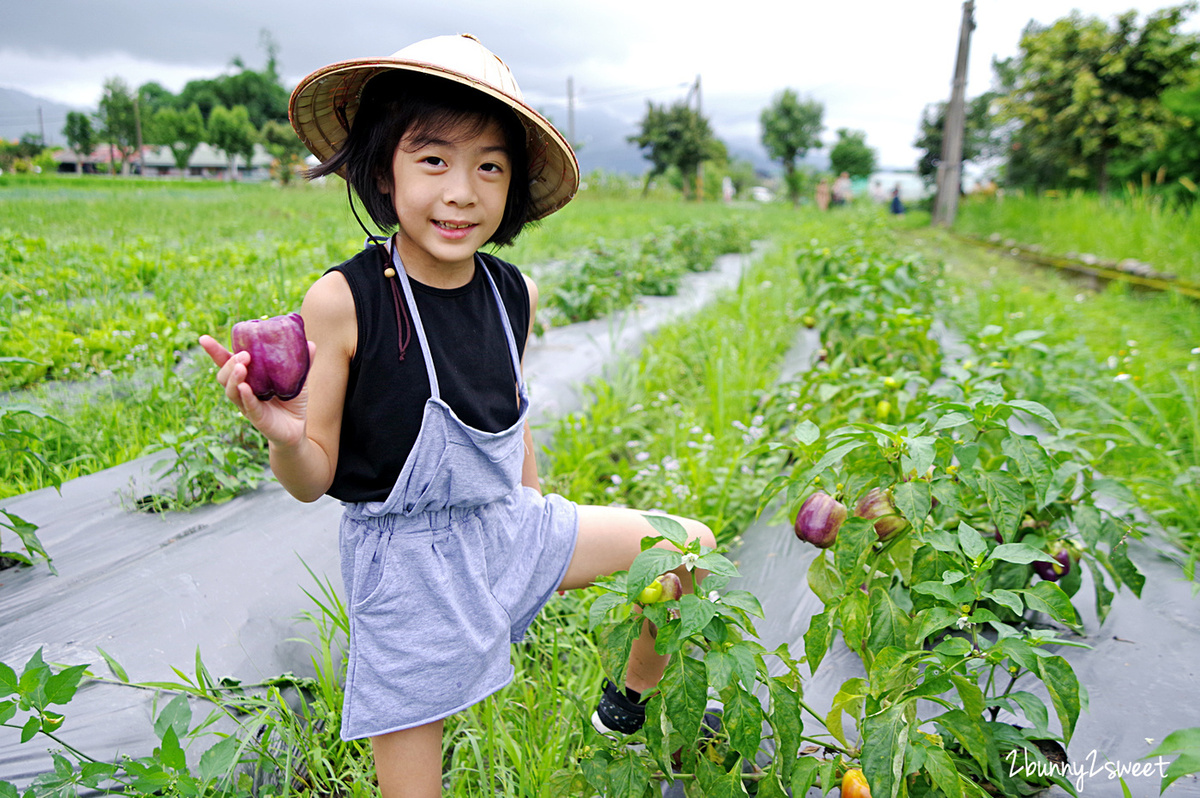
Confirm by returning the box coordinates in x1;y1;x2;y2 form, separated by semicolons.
916;2;1200;200
55;30;307;182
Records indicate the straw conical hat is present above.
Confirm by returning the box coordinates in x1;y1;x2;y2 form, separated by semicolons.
289;34;578;220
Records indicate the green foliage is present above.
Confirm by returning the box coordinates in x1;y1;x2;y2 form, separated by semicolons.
760;90;825;205
1145;727;1200;793
914;94;1000;185
97;77;139;175
628;99;720;200
952;190;1200;283
170;32;289;129
911;208;1200;569
746;238;1153;795
260;120;309;186
541;231;809;543
62;112;96;162
207;106;258;180
149;104;207;174
995;3;1200;192
829;128;877;180
538;219;754;327
144;421;268;511
0;566;374;797
1148;81;1200;201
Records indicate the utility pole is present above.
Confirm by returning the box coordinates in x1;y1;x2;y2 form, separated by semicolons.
37;106;45;144
133;93;145;176
933;0;975;227
567;76;575;150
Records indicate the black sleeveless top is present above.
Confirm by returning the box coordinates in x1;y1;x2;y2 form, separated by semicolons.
325;245;530;503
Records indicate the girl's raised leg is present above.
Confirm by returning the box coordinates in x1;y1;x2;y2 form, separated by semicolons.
560;505;716;693
372;719;444;798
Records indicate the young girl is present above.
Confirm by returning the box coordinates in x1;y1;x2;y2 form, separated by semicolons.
199;34;715;797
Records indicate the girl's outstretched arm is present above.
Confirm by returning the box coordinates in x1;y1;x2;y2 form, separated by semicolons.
199;270;355;503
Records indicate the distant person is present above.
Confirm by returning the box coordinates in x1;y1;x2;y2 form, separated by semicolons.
870;179;886;204
815;177;831;211
722;175;735;203
199;33;715;796
890;184;905;215
832;171;852;207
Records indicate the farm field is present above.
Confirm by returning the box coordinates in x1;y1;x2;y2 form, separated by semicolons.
2;179;1199;796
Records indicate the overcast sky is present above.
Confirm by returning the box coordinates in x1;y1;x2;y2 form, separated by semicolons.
2;1;1197;170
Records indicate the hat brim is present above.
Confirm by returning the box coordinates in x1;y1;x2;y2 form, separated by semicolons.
289;57;578;221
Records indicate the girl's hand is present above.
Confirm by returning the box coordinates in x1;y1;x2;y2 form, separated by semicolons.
198;334;316;448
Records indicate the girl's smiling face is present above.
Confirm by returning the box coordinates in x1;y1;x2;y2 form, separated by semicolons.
389;118;512;285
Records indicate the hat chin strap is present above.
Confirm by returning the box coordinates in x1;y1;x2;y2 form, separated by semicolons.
344;179;414;364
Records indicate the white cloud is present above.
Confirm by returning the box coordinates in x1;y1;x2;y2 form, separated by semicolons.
0;50;222;108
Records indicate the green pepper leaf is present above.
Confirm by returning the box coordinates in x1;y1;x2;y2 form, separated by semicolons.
989;542;1056;565
626;548;683;601
1110;540;1145;598
804;609;834;675
958;521;988;563
642;513;690;548
198;734;241;782
1037;655;1081;745
606;749;651;798
662;656;707;763
867;587;912;652
724;683;765;764
861;702;909;798
769;679;803;783
1019;581;1079;627
977;470;1025;542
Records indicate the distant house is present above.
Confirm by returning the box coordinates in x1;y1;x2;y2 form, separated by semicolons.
55;143;275;180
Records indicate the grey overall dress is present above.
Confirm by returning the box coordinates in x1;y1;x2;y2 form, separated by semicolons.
337;247;579;740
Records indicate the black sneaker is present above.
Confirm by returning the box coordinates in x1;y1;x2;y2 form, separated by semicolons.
590;679;647;738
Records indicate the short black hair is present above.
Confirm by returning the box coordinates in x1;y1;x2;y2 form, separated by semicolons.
307;71;533;247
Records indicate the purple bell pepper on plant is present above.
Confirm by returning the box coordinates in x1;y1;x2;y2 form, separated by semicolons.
855;487;907;541
794;491;847;549
1033;545;1072;582
231;313;310;401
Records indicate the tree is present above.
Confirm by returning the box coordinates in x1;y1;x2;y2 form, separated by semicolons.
137;82;177;117
628;100;719;199
995;3;1200;192
63;111;96;174
914;93;999;185
176;31;288;129
97;76;139;175
1158;81;1200;195
259;119;308;185
829;128;877;179
207;105;257;181
760;90;824;205
149;104;206;177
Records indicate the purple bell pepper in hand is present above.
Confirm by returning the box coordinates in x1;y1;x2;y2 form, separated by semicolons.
231;313;310;401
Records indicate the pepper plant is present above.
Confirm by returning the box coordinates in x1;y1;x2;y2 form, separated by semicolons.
556;514;851;796
568;237;1155;795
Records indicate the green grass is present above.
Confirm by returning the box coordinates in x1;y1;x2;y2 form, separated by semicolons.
954;190;1200;283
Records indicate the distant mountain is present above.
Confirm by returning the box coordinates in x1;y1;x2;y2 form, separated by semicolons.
0;87;92;147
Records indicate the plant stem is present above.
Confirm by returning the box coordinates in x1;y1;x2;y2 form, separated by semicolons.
2;722;100;763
